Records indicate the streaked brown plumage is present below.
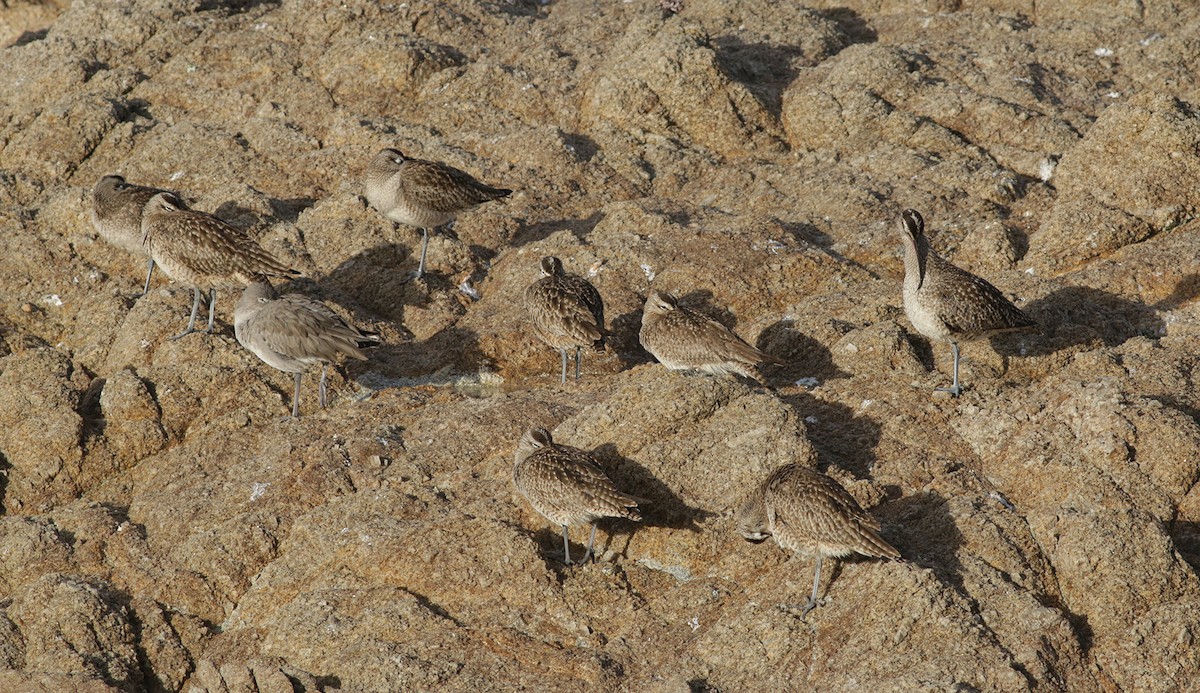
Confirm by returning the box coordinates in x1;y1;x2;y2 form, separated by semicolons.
234;279;380;418
639;290;781;381
363;147;512;279
91;174;177;296
524;256;605;384
513;427;641;565
739;463;900;616
141;192;300;339
899;208;1037;396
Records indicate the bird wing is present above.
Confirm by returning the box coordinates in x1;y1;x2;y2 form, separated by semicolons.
401;159;512;214
147;210;298;281
677;309;774;366
927;256;1037;338
516;447;640;521
766;465;898;559
253;296;374;362
525;277;605;346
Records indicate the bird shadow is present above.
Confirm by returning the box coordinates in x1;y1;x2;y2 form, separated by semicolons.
817;7;878;46
756;319;846;387
1170;519;1200;577
1153;273;1200;312
610;304;654;371
591;443;718;532
995;286;1165;358
712;36;802;119
777;220;882;280
513;212;603;247
321;243;417;322
779;391;881;480
361;325;485;388
876;490;966;593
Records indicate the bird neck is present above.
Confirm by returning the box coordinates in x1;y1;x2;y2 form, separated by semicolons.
902;231;929;290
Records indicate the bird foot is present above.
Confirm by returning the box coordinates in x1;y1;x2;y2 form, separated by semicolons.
168;327;201;341
781;598;824;619
933;385;962;397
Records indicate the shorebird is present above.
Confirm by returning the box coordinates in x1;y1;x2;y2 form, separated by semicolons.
363;147;512;280
234;279;380;418
141;192;300;340
639;290;781;381
513;427;641;565
898;208;1037;396
91;174;177;296
524;256;606;384
739;463;900;616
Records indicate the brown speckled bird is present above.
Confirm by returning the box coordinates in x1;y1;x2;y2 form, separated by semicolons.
513;427;641;565
363;147;512;279
91;174;177;296
525;256;605;384
234;279;380;418
141;192;300;340
899;208;1037;396
639;290;781;381
739;463;900;616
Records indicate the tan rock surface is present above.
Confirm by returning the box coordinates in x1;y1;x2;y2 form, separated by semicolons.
2;0;1200;690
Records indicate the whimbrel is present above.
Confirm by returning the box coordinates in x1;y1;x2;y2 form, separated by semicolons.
364;147;512;280
739;463;899;616
141;192;300;340
898;208;1037;396
639;290;781;381
91;174;177;296
524;256;606;384
234;279;380;418
513;427;641;565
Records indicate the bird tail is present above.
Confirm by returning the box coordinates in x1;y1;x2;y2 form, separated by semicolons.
857;528;901;560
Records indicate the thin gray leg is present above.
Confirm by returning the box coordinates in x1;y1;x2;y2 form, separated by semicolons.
168;287;203;340
416;228;429;279
580;524;598;563
561;524;572;565
559;348;568;385
137;258;155;297
204;288;217;334
935;342;963;397
574;346;582;381
291;372;302;418
318;364;328;408
801;555;824;616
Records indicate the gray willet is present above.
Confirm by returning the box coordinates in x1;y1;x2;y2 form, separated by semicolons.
234;279;381;418
525;256;606;384
91;174;177;296
639;290;781;381
898;208;1036;396
141;192;299;340
513;427;641;565
739;463;899;617
364;147;512;280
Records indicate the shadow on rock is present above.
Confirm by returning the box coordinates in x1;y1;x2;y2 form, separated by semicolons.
513;211;603;247
713;36;801;118
878;490;965;592
610;305;654;371
998;286;1164;357
779;391;880;479
1170;519;1200;576
363;325;484;385
1153;273;1200;311
592;443;718;532
757;319;845;387
321;243;416;322
817;7;878;45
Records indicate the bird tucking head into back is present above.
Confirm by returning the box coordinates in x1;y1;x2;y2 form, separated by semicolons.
539;256;564;278
515;427;554;465
643;290;678;317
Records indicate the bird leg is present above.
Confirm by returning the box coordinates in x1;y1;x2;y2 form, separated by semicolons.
318;364;329;408
291;372;302;418
416;227;430;279
935;342;963;397
559;348;568;385
203;288;217;334
137;258;156;298
796;555;825;618
168;287;204;340
575;346;582;382
561;524;573;565
580;524;598;564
